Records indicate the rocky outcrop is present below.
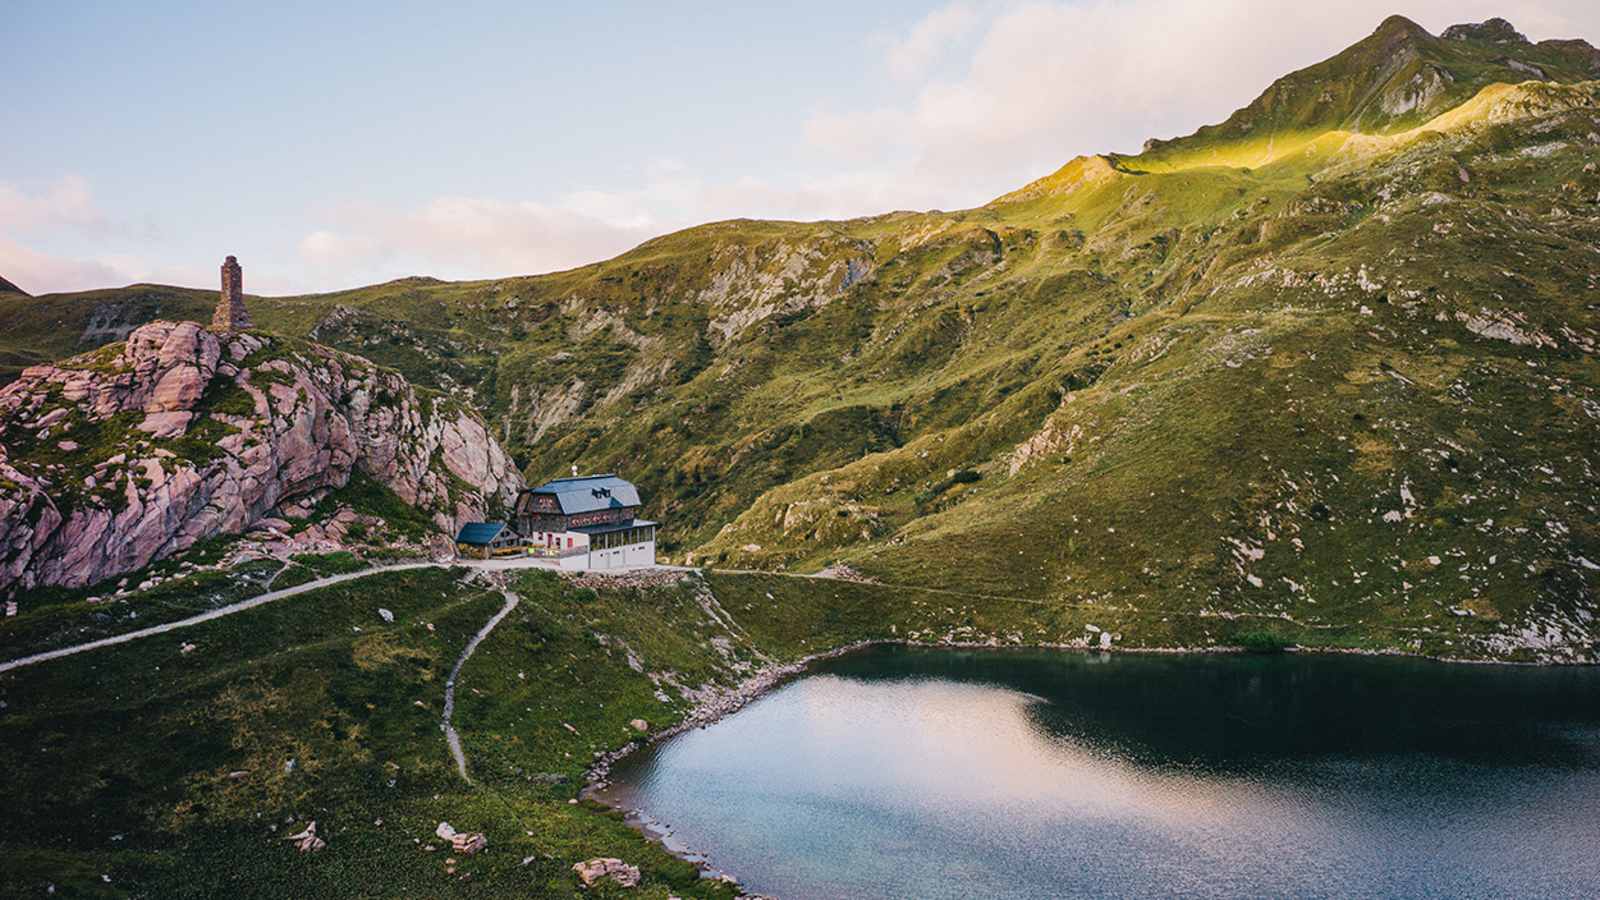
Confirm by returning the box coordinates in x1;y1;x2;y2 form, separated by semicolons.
698;235;876;344
0;321;523;596
572;858;640;888
434;821;487;855
1442;18;1529;45
284;821;326;853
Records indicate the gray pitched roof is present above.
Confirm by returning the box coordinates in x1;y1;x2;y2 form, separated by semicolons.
528;474;642;515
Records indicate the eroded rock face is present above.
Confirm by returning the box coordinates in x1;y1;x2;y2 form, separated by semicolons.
1442;18;1529;45
0;321;523;596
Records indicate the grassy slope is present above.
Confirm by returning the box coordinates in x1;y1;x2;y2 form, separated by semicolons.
0;564;1308;898
1;19;1596;659
0;17;1597;897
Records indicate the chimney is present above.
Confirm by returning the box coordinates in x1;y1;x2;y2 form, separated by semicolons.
211;255;254;332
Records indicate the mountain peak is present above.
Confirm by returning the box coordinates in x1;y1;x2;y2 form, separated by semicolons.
989;154;1120;205
1374;14;1431;41
1442;18;1529;45
1113;13;1600;174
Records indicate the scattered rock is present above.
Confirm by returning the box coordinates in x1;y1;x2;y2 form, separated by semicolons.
572;858;641;888
628;718;649;733
814;563;875;583
284;821;326;853
378;608;395;623
434;821;487;855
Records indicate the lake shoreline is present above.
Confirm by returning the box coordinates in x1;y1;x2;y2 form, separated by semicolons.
581;636;1593;893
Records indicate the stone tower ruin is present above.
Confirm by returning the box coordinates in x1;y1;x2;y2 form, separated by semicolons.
211;255;254;332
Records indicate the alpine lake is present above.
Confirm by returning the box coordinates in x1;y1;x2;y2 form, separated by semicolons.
597;647;1600;899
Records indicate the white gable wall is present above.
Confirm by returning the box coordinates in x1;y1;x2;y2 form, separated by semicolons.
588;539;656;570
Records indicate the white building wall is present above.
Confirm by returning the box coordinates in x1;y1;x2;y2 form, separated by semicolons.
585;540;656;571
623;540;656;568
589;545;625;570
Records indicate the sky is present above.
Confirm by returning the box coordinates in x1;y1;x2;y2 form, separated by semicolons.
6;0;1600;296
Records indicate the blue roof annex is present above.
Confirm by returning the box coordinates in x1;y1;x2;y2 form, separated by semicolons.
455;522;508;545
525;474;642;515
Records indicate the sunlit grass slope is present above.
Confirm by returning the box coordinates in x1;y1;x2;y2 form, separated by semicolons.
2;17;1595;659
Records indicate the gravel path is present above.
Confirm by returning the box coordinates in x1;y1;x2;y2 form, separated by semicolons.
441;589;521;783
0;562;443;675
0;561;864;678
0;559;686;676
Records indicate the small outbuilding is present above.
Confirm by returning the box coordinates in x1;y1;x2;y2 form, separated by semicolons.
454;521;521;559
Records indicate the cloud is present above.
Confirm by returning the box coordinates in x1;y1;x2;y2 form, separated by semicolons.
0;237;129;296
15;3;1600;297
297;197;659;287
806;0;1600;207
0;237;221;295
0;177;128;294
0;175;103;231
886;2;981;81
299;229;380;266
291;169;976;292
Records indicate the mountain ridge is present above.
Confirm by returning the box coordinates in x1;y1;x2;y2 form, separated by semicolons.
1;15;1595;661
1127;16;1599;174
6;16;1600;900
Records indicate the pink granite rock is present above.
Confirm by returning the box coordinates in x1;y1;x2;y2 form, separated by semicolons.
0;321;524;596
572;858;641;888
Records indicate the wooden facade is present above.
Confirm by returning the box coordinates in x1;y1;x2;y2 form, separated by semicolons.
517;505;635;535
511;474;658;570
513;475;641;536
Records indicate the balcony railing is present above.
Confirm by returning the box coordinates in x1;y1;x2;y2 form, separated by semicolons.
518;544;588;560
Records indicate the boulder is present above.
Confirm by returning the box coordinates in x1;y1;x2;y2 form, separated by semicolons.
572;858;641;888
284;821;326;853
434;821;487;855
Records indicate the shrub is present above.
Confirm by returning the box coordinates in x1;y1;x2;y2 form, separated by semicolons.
1235;629;1294;653
290;551;366;576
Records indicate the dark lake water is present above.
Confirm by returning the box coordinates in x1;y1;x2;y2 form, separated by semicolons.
601;647;1600;899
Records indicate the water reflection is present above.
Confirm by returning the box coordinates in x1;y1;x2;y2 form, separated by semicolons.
827;648;1600;768
604;648;1600;900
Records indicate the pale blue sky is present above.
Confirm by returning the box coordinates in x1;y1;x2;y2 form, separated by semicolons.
6;1;1597;295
